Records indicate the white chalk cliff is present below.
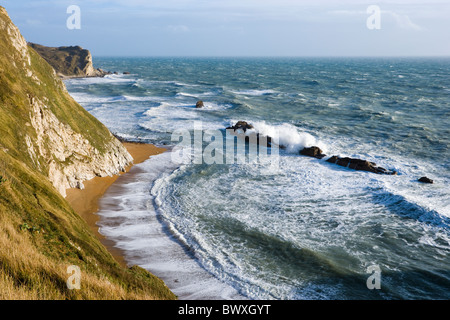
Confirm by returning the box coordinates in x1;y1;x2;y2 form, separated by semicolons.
0;6;133;197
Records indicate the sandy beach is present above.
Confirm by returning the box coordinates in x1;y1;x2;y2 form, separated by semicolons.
65;142;166;266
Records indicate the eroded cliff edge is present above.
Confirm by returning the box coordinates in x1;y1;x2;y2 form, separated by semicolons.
0;7;132;197
28;42;109;78
0;6;176;299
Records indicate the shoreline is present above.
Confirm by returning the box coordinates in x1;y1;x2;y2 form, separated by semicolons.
65;141;167;267
93;149;248;300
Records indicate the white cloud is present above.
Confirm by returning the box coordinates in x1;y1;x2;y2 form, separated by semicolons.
167;25;190;33
385;11;423;31
327;9;365;15
328;8;423;31
26;19;42;26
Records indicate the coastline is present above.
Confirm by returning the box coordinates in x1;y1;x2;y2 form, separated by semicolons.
65;142;166;267
92;149;248;300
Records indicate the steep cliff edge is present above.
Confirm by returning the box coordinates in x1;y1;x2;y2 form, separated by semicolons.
0;6;176;299
1;9;132;197
28;42;109;78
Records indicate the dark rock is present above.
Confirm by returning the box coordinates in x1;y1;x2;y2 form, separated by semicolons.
123;71;130;75
196;100;204;108
327;155;396;175
224;122;398;176
113;71;118;75
326;155;338;164
97;68;111;77
337;157;352;167
299;146;326;159
225;121;272;147
226;121;254;132
418;176;433;184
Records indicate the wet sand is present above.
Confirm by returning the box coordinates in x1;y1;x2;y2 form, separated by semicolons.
65;142;166;266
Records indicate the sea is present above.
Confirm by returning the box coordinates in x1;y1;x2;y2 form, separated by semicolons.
64;57;450;300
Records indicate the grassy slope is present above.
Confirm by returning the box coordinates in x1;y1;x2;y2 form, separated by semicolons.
0;8;176;299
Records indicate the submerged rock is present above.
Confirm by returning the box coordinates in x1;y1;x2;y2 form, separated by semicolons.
418;176;433;184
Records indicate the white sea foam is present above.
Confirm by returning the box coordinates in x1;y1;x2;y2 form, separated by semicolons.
140;80;200;87
96;152;246;300
176;92;198;98
68;92;161;104
229;120;327;155
65;74;136;85
140;102;226;134
200;101;233;110
151;143;450;299
66;58;450;299
176;91;215;98
323;134;450;220
151;152;392;299
381;169;450;220
231;89;277;96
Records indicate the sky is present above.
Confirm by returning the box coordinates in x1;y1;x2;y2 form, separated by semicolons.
2;0;450;57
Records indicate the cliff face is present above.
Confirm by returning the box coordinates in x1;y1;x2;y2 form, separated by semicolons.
27;95;132;196
0;7;133;197
28;42;108;78
0;6;176;299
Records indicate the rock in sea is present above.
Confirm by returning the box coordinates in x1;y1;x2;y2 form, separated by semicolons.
326;155;397;175
225;121;272;147
299;146;326;159
226;121;254;132
418;176;433;184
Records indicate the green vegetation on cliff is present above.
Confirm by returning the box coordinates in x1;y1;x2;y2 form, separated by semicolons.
0;6;176;299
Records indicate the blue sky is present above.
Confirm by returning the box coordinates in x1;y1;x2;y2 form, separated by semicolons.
3;0;450;56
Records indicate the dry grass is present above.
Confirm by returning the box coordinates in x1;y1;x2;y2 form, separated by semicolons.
0;177;176;300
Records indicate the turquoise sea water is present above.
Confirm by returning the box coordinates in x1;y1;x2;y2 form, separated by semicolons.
65;57;450;299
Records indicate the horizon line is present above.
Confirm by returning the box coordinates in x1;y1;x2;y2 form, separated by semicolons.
91;55;450;59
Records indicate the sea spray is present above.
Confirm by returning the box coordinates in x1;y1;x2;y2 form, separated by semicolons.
233;120;328;155
66;57;450;300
